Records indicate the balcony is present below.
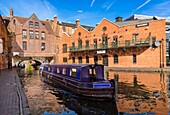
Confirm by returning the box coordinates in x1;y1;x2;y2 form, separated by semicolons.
69;38;150;52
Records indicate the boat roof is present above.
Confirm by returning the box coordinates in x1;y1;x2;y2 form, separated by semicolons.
49;64;103;68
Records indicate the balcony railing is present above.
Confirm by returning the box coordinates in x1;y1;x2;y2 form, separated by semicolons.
69;38;150;52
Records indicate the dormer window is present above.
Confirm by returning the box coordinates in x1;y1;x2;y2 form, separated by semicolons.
29;21;33;27
35;22;39;28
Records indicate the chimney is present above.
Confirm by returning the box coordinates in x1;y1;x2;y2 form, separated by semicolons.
10;8;13;17
115;16;123;22
46;18;49;22
76;19;80;27
54;15;57;23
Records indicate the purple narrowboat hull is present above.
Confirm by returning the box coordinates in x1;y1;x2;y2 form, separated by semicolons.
41;64;115;100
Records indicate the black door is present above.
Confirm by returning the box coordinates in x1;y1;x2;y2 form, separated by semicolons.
103;55;108;66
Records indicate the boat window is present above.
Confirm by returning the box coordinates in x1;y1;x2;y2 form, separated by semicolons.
57;68;60;73
89;68;96;81
62;68;66;75
48;67;50;72
89;68;96;75
70;68;76;77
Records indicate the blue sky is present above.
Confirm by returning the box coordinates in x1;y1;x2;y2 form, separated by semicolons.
0;0;170;26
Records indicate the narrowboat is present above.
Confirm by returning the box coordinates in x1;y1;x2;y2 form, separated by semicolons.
41;64;115;100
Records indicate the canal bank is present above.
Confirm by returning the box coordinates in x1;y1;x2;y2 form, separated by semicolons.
105;66;170;73
0;69;31;115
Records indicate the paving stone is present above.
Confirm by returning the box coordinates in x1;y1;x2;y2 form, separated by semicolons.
0;69;31;115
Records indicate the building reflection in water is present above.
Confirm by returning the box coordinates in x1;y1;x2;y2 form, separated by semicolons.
20;68;170;115
108;71;170;114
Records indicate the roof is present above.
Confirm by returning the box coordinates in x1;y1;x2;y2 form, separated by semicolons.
125;14;170;23
50;64;103;68
58;21;94;32
114;19;156;27
2;15;54;34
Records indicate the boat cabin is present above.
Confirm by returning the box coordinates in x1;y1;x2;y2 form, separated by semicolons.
43;64;105;82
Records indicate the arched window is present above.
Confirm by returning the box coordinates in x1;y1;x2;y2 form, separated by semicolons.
78;39;82;49
0;39;3;53
22;41;27;50
72;57;75;63
78;57;82;64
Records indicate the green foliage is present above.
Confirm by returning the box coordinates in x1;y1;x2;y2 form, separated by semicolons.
26;64;32;75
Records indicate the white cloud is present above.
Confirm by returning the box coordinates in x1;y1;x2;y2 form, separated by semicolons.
90;0;95;7
78;10;83;13
141;1;170;17
0;3;10;16
0;0;58;20
103;0;117;11
136;0;151;11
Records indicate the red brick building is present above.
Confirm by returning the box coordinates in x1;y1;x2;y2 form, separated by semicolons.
58;17;166;68
0;15;12;69
3;8;60;65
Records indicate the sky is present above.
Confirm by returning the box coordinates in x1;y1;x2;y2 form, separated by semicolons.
0;0;170;26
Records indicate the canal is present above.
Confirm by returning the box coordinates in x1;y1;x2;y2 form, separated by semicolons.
18;68;170;115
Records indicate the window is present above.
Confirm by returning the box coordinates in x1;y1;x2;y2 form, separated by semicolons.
72;57;75;63
41;43;45;51
0;39;3;53
86;56;89;63
63;44;67;53
152;37;156;44
72;28;75;34
113;36;118;47
78;57;82;64
13;19;16;24
132;34;137;44
22;29;27;38
41;31;45;40
29;21;33;27
93;39;97;49
57;68;60;73
22;41;27;50
86;40;89;49
78;39;82;49
114;55;118;64
102;26;107;31
62;26;66;32
63;58;67;63
62;68;66;75
70;68;76;77
133;54;137;64
35;31;39;39
29;30;34;39
94;56;98;64
35;22;39;28
78;32;81;36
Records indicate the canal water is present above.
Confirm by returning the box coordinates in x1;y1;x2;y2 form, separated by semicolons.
18;68;170;115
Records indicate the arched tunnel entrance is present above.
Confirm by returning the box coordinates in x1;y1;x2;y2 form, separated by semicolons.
17;59;42;70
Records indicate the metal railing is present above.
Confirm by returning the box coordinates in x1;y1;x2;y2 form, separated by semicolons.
69;38;150;52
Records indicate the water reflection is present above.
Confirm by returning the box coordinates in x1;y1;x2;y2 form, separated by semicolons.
19;67;170;115
109;71;170;115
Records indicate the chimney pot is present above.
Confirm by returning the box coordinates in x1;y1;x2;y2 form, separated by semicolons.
76;19;80;27
54;15;57;23
115;16;123;22
10;8;13;17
